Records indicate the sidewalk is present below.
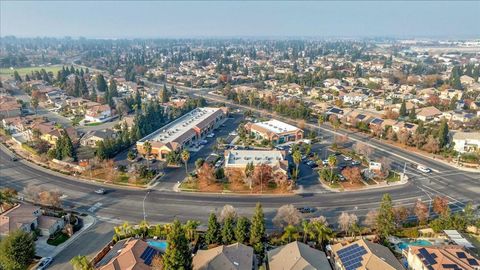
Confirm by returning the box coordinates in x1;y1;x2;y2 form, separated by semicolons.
36;215;96;258
309;174;409;193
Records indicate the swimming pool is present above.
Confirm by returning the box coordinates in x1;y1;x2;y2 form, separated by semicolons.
147;240;168;252
397;239;432;250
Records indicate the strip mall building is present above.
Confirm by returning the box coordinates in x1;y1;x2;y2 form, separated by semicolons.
245;119;303;144
137;107;227;160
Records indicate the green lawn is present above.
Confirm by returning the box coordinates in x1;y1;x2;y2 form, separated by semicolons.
84;122;103;126
47;232;69;246
0;65;63;77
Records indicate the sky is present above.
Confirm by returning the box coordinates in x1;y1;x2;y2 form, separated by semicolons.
1;1;479;39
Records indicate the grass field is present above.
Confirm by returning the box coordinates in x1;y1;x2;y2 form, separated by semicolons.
0;65;63;77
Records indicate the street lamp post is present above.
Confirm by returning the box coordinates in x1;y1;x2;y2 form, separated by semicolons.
143;190;151;222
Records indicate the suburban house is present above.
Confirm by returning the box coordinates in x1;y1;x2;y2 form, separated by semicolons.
268;241;331;270
137;107;228;160
0;203;64;237
406;245;479;270
245;119;304;144
451;132;480;153
416;106;443;122
32;122;78;145
331;239;404;270
80;129;117;147
192;243;254;270
96;238;162;270
342;92;368;105
0;96;22;118
85;104;113;123
224;150;289;177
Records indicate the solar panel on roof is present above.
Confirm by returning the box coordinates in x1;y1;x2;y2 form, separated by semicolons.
442;264;459;269
456;252;466;258
467;258;479;266
338;244;366;270
140;246;159;266
419;248;437;266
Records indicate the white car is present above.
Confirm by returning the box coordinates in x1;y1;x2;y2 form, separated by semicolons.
343;156;352;161
417;165;431;173
37;257;53;270
206;133;215;138
322;159;329;165
95;188;106;195
229;131;238;136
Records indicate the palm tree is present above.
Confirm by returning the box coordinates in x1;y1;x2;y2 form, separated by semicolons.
310;221;334;250
281;225;299;243
183;220;200;242
302;220;311;243
327;154;337;181
292;150;302;181
181;149;190;174
70;255;93;270
143;141;152;167
139;219;149;238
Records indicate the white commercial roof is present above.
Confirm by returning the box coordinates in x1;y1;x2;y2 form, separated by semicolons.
225;150;285;166
138;107;221;144
254;119;300;134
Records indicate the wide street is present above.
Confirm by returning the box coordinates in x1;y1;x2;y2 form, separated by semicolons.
1;86;479;270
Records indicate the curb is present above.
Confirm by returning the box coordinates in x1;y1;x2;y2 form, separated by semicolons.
49;214;97;258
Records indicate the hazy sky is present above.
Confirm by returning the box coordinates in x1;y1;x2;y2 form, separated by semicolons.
1;1;479;38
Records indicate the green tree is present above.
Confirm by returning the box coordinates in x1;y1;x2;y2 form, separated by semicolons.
70;255;93;270
62;130;76;161
159;85;169;103
30;97;39;114
281;225;299;243
250;203;265;245
310;219;334;250
301;220;311;243
0;230;35;270
181;149;190;175
376;194;396;239
96;74;107;92
205;213;220;245
399;100;407;117
13;70;22;82
235;216;250;244
327;154;337;177
438;119;449;149
163;219;192;270
409;106;416;120
222;216;236;244
143;141;152;167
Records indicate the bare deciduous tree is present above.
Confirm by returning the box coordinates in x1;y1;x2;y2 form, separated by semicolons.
363;210;378;229
414;200;429;224
273;204;302;228
393;206;410;226
338;212;358;236
341;167;363;184
432;196;449;216
310;216;328;226
354;142;373;161
219;204;238;222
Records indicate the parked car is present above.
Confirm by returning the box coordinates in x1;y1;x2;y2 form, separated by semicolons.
199;140;208;145
322;159;329;165
351;160;361;166
95;188;106;195
338;174;346;181
343;156;352;161
37;257;53;270
229;131;238;136
206;133;215;138
417;165;432;173
10;155;18;161
297;207;316;214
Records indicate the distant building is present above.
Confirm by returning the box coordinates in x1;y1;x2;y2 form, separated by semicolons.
331;239;404;270
137;107;227;160
224;150;289;177
80;129;117;147
193;243;254;270
0;96;22;118
416;106;442;122
245;119;303;144
406;245;479;270
452;132;480;153
85;104;112;123
268;241;331;270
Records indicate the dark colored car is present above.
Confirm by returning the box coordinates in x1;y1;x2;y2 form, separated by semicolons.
297;207;316;214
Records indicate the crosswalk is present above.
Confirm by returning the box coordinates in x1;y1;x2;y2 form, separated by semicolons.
88;202;102;213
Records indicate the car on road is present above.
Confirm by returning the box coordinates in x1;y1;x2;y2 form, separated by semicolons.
95;188;106;195
417;165;432;173
343;156;352;161
206;133;215;138
11;155;18;161
37;257;53;270
297;207;316;214
306;160;318;168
